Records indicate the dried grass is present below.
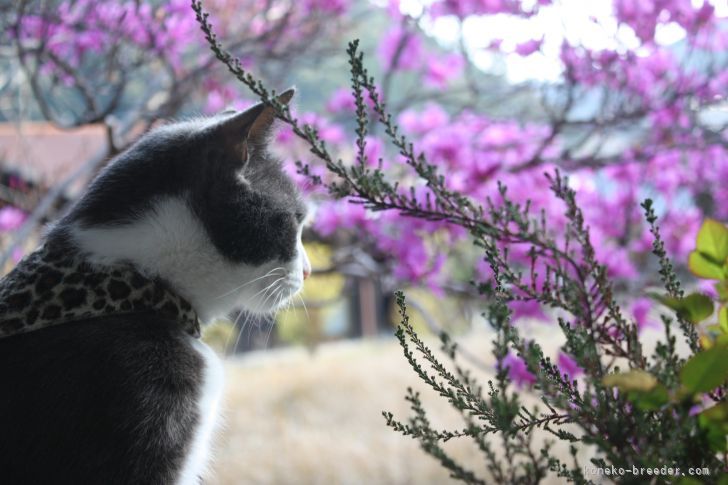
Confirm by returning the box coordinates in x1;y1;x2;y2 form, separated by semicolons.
205;322;585;485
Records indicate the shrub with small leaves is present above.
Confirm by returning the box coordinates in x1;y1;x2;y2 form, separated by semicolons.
192;1;728;482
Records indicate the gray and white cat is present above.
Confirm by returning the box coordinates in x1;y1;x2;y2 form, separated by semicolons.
0;89;310;484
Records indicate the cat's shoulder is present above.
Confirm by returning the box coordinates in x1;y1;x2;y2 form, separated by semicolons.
0;313;223;485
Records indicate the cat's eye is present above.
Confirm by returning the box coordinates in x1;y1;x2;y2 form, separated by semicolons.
295;208;313;227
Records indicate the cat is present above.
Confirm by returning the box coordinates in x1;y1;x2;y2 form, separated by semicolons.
0;88;310;484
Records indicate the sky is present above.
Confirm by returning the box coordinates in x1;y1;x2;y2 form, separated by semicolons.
399;0;728;82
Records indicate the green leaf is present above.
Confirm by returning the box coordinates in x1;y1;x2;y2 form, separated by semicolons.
689;251;725;280
698;404;728;452
717;281;728;301
700;401;728;422
676;478;703;485
603;370;657;392
695;218;728;263
706;426;727;452
720;307;728;333
650;292;714;324
717;333;728;347
627;385;669;411
682;293;715;323
719;473;728;485
680;346;728;394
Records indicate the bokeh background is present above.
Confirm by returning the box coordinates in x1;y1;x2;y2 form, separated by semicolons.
1;0;727;483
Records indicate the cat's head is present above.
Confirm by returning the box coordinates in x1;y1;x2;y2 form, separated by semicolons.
57;89;311;323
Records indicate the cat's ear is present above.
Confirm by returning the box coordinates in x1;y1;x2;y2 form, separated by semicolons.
216;88;295;163
216;104;265;163
247;88;295;142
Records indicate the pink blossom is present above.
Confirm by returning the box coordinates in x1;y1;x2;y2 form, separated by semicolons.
428;0;529;18
424;53;465;88
502;352;536;387
300;113;346;145
514;38;542;56
398;104;449;135
361;136;388;169
509;299;548;323
557;352;583;379
326;88;357;113
377;26;422;71
314;200;369;237
0;206;26;232
631;297;659;333
11;247;25;264
303;0;348;14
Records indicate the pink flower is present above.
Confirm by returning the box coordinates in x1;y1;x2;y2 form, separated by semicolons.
557;352;583;379
313;200;368;237
326;88;356;113
398;103;449;135
424;53;464;88
593;244;637;279
12;247;25;264
303;0;348;14
428;0;524;18
509;299;548;323
631;297;659;332
515;38;543;56
360;136;387;169
378;26;422;71
502;352;536;387
0;206;26;232
300;113;346;145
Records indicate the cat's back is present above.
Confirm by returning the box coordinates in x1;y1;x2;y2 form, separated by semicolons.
0;313;221;485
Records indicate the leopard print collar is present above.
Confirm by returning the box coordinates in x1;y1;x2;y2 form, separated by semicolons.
0;243;200;339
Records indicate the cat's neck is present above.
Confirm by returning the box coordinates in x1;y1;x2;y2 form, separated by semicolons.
0;241;199;338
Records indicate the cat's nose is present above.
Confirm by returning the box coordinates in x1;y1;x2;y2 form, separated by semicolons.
302;255;311;280
301;245;311;280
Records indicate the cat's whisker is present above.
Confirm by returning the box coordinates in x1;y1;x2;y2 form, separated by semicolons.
248;276;286;306
233;310;254;353
297;293;310;323
222;317;238;354
229;310;246;354
282;287;295;314
244;311;258;348
264;289;285;348
215;267;285;299
256;280;282;313
264;320;276;348
288;296;297;320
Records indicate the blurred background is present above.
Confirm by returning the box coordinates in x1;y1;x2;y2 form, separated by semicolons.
0;0;726;483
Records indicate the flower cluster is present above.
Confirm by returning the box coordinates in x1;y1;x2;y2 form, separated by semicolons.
268;0;727;328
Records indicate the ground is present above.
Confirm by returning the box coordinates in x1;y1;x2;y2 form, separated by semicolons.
206;322;586;485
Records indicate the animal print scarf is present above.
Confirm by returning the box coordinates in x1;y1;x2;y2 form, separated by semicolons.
0;243;200;338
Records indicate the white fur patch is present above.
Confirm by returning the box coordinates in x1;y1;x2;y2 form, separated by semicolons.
176;338;225;485
70;196;306;322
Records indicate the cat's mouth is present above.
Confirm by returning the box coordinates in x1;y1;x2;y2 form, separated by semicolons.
241;269;303;316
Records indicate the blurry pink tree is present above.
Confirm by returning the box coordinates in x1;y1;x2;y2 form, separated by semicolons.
0;0;349;265
1;0;727;327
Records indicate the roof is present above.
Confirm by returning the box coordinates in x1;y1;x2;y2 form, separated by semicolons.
0;122;108;195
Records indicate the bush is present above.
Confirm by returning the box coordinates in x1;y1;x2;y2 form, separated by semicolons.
194;2;728;482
